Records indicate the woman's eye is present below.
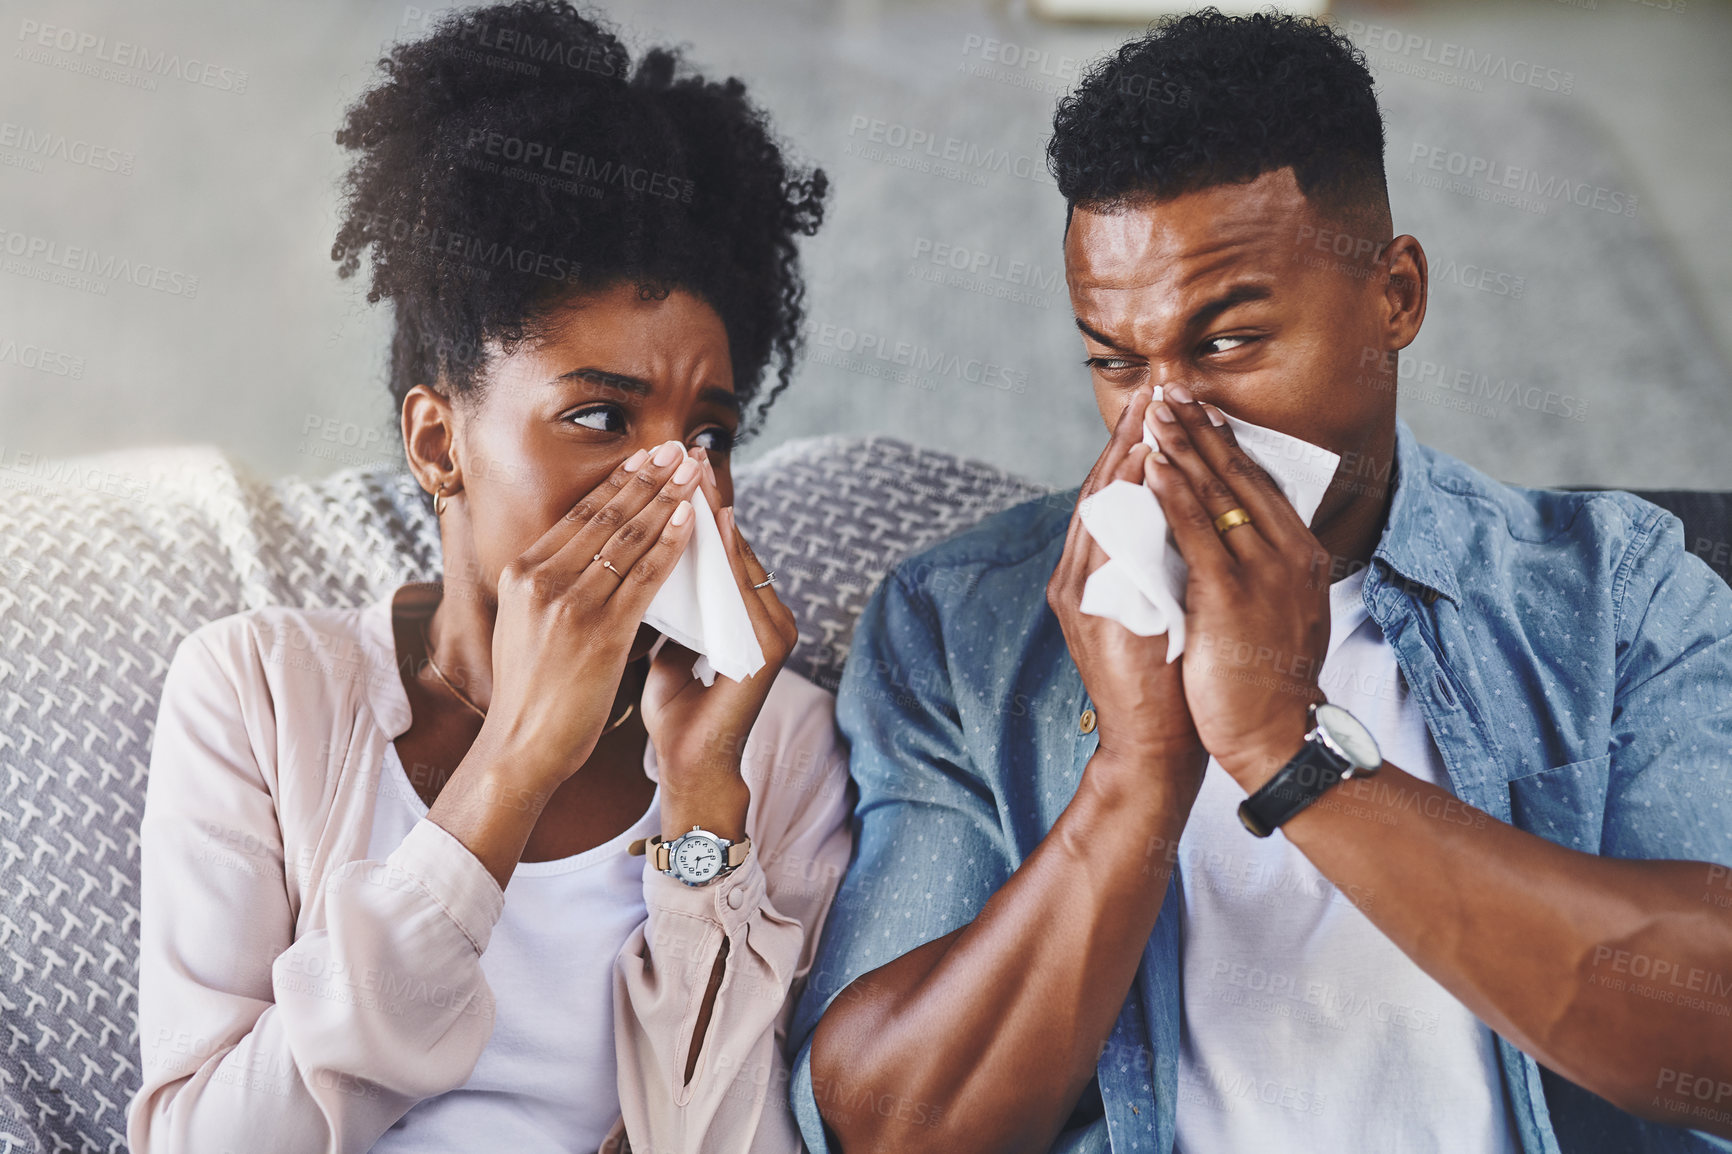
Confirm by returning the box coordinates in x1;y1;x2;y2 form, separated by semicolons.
691;426;735;454
1201;335;1252;356
567;405;624;433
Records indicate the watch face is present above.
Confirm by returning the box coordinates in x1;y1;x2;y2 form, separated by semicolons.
672;834;724;883
1314;703;1380;771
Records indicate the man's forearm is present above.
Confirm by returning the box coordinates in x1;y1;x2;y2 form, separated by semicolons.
810;751;1193;1154
1273;760;1732;1136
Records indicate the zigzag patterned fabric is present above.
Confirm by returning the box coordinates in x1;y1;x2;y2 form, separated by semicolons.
0;435;1049;1154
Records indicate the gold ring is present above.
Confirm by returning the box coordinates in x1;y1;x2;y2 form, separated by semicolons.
1214;507;1253;535
593;553;622;578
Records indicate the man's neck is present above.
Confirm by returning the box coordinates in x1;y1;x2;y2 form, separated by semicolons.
1311;422;1399;577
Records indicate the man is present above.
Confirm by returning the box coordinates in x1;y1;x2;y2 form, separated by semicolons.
787;11;1732;1154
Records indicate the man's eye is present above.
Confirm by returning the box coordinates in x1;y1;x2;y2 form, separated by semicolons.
567;405;624;432
1085;357;1139;372
692;426;735;454
1201;335;1252;356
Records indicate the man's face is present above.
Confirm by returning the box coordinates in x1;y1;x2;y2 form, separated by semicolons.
1064;167;1418;462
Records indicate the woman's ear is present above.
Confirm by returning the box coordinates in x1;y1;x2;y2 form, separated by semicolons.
403;383;462;496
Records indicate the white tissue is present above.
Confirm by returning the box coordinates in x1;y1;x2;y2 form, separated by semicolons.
641;456;766;685
1076;387;1340;661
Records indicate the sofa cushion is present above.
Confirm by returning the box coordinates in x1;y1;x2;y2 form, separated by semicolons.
0;435;1044;1153
0;436;1724;1154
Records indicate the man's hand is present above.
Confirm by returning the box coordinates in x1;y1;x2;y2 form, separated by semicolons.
1140;382;1332;788
811;385;1220;1154
1049;383;1208;796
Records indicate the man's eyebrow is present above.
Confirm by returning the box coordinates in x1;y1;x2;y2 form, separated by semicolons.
1189;283;1273;328
1074;285;1276;352
1074;317;1129;349
553;368;741;413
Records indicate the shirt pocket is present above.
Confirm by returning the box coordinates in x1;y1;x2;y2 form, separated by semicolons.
1506;753;1612;855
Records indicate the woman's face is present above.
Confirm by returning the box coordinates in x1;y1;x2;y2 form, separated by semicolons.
405;282;740;636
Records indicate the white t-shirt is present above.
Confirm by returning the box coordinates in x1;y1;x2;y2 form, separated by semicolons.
365;741;661;1153
1173;565;1519;1154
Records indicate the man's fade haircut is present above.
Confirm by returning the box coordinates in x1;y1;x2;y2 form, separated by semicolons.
1047;8;1389;233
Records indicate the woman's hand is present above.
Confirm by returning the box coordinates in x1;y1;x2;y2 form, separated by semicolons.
1048;384;1208;804
476;439;705;795
640;450;799;840
1141;383;1331;790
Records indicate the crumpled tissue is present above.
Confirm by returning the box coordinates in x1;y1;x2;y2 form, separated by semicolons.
642;454;766;685
1076;387;1340;661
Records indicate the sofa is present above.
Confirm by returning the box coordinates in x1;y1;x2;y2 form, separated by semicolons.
0;436;1727;1153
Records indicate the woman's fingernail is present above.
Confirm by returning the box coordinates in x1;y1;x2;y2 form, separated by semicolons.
1152;450;1170;465
1154;402;1177;424
622;448;649;473
1205;405;1226;427
1166;382;1194;404
652;440;684;467
672;457;699;485
671;500;692;526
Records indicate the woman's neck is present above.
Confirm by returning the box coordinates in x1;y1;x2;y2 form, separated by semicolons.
412;577;649;726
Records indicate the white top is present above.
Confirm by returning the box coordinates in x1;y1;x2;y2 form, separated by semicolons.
365;742;662;1152
1173;565;1520;1154
127;582;854;1154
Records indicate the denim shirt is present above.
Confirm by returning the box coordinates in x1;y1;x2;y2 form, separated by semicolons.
787;418;1732;1154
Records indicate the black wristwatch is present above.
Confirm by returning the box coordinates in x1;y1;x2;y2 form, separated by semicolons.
1237;702;1382;837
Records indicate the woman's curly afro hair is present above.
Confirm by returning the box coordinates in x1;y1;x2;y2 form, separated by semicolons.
1047;8;1386;222
332;0;827;442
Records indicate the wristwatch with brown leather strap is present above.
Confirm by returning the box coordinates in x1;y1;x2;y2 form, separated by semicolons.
638;824;752;887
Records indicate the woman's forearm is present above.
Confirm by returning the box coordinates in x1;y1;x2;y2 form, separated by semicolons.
133;819;504;1153
131;636;507;1153
425;732;557;891
616;858;812;1153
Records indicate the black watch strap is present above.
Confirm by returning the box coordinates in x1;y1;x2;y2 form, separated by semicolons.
1237;740;1350;837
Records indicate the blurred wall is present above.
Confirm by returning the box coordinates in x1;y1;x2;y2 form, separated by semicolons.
1;0;1728;492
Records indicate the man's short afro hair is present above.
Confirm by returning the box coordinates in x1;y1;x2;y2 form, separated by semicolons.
331;0;827;440
1048;8;1387;221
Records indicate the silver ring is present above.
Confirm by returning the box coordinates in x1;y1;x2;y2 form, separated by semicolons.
751;571;777;590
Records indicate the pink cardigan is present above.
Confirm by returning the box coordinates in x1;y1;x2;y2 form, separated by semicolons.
125;583;853;1153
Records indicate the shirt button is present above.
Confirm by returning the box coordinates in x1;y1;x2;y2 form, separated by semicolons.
1079;708;1097;734
726;887;745;909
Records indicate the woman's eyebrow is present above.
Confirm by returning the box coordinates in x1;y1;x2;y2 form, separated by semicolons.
554;367;651;396
553;368;741;414
698;387;741;414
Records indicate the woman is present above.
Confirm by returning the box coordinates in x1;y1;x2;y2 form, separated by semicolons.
125;3;847;1151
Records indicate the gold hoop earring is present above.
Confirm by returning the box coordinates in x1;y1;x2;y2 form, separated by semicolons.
433;482;448;517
